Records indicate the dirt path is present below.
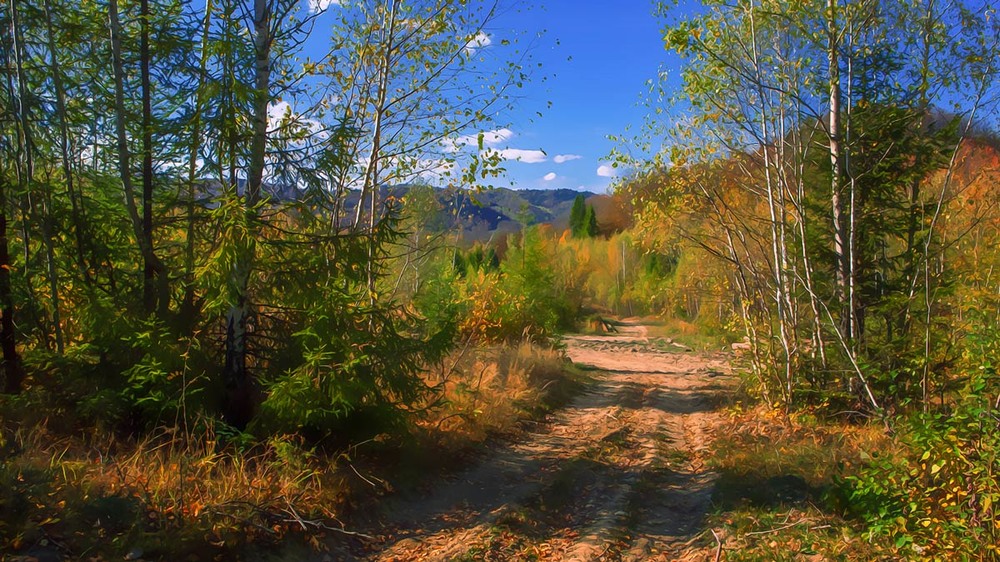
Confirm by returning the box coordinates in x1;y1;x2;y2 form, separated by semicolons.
342;322;734;561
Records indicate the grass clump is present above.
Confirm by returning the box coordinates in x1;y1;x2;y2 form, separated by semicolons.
703;406;891;561
0;420;342;560
417;342;585;447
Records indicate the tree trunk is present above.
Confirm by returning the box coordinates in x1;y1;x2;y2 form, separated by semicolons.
828;0;851;340
0;174;24;394
109;0;165;319
181;0;214;331
10;0;64;354
140;0;170;317
42;0;93;289
221;0;271;428
355;0;400;305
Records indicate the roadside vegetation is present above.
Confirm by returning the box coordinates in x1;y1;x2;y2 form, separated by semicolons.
612;1;1000;559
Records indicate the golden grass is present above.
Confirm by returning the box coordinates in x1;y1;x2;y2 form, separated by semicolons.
418;341;577;447
1;341;578;560
701;405;894;561
711;406;891;486
0;419;344;559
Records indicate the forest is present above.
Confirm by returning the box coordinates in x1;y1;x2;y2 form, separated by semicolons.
1;0;999;560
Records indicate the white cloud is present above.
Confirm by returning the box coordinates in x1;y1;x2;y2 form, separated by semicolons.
464;31;492;54
267;101;292;133
485;148;547;164
446;128;515;152
553;154;582;164
308;0;341;13
543;172;557;181
267;100;325;138
480;128;513;145
596;164;616;178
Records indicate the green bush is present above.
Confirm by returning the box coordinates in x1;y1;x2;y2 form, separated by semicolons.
843;323;1000;558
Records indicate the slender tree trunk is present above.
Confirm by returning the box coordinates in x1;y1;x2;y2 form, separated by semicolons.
10;0;64;354
181;0;214;330
828;0;851;340
140;0;170;317
110;0;166;319
42;0;93;289
354;0;399;305
748;4;793;407
2;29;41;345
0;174;24;394
221;0;271;427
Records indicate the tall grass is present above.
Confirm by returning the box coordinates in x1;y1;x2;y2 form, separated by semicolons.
418;342;580;447
0;341;579;559
0;417;344;559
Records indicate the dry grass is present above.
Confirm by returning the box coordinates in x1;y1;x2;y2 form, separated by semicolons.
0;342;580;560
711;406;890;487
0;420;345;559
700;405;894;561
644;318;730;351
417;341;580;448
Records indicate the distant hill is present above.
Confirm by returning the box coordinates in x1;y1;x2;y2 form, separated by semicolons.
357;185;598;243
205;180;618;242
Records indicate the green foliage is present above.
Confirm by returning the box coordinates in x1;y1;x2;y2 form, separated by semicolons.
569;194;600;239
412;227;583;344
844;318;1000;558
0;0;554;556
122;322;209;428
240;209;451;439
621;0;1000;412
583;204;599;238
569;194;586;237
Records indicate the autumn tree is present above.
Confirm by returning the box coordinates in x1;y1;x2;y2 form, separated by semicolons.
625;0;1000;411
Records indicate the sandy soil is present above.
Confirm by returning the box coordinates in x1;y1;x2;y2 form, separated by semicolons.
333;321;734;561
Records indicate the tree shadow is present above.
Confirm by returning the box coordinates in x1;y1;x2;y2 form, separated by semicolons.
712;471;820;510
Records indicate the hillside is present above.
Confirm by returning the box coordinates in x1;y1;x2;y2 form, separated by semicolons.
364;185;599;242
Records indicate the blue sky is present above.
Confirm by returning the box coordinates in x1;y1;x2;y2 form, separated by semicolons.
487;1;669;192
294;0;673;193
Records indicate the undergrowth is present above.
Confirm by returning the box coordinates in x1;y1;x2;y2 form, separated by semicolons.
0;342;579;560
704;406;892;561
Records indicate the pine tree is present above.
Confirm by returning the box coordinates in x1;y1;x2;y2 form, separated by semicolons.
569;194;586;237
584;204;599;238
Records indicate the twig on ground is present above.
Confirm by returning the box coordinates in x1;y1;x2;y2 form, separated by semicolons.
744;520;802;536
281;500;376;540
682;531;707;547
350;463;384;489
712;528;723;562
205;506;279;536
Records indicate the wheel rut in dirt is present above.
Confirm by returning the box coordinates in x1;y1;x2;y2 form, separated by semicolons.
345;322;734;561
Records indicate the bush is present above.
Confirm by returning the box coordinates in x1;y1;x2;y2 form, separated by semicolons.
844;323;1000;558
416;227;580;344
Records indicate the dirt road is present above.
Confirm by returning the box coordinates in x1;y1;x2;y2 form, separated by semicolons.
347;322;733;561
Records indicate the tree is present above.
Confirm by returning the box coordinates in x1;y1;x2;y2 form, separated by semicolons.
0;169;23;393
584;203;599;238
627;0;1000;412
569;193;586;237
109;0;170;320
0;0;534;433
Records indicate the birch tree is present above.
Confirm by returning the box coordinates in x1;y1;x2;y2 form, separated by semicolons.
629;0;1000;411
